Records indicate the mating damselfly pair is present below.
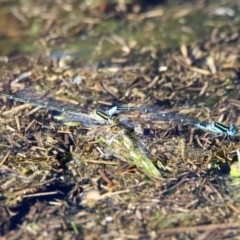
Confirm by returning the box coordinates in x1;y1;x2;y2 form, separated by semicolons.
0;91;238;137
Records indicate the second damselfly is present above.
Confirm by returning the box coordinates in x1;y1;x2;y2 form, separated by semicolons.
108;105;238;137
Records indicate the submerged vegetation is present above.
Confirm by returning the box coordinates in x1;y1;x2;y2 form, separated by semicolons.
1;0;240;239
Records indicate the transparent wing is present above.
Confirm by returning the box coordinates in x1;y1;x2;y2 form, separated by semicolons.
111;105;199;125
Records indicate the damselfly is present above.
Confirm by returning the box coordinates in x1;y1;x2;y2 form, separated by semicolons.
108;105;238;137
0;92;112;127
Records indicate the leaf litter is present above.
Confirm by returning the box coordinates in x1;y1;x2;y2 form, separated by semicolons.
1;0;240;239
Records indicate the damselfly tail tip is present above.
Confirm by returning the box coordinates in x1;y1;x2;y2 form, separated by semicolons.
108;105;118;117
228;124;238;137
